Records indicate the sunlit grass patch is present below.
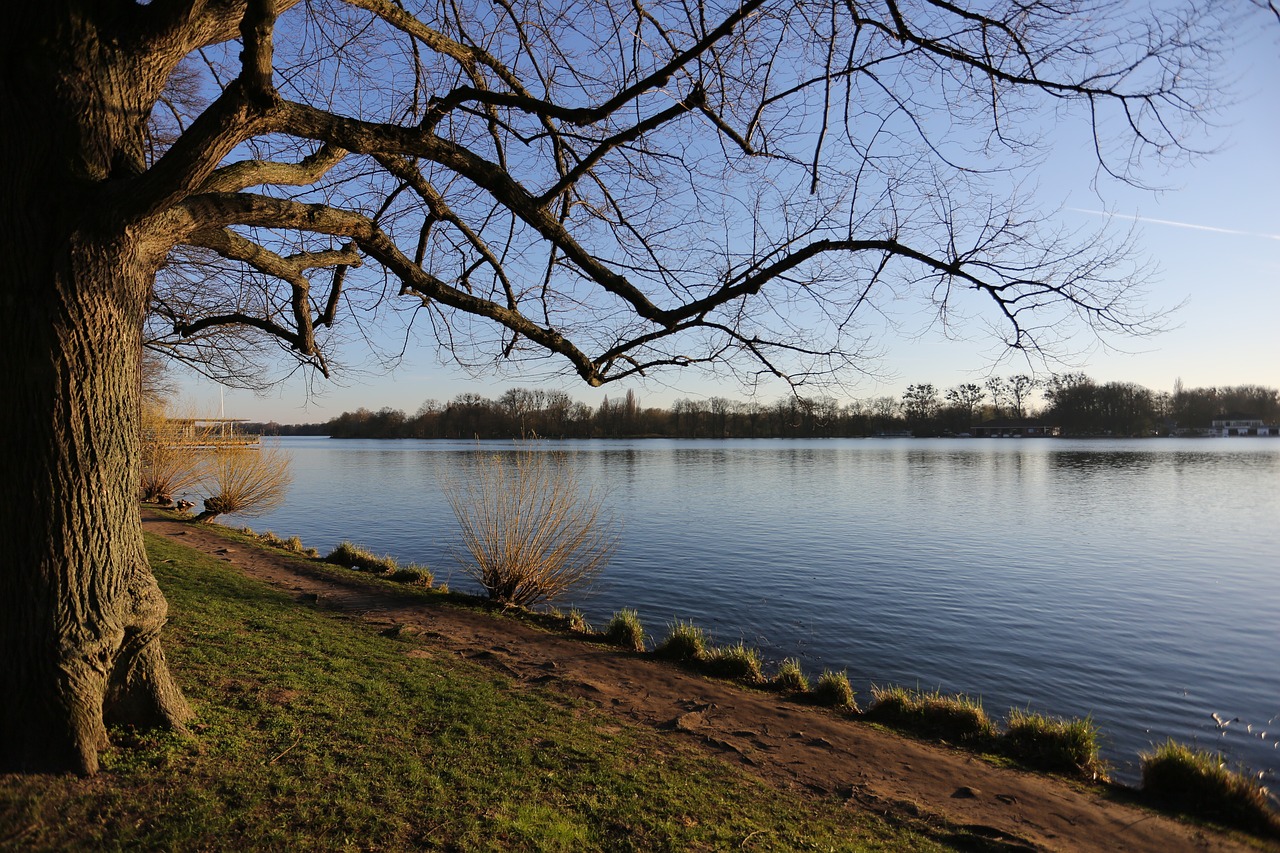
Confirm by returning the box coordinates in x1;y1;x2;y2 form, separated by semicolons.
1002;708;1107;780
325;541;405;575
604;608;645;651
654;620;708;662
567;608;592;635
1141;740;1280;837
389;566;433;587
771;658;810;694
813;670;858;711
866;686;995;743
259;529;285;548
704;643;765;685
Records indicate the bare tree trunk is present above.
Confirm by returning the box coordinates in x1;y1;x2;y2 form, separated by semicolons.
0;15;191;772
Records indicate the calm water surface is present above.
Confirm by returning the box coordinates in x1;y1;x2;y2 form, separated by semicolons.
229;437;1280;784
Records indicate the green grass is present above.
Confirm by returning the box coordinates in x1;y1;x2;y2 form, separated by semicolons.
326;540;410;575
567;608;592;634
704;643;765;685
654;620;708;662
1141;740;1280;837
1002;708;1107;780
603;608;646;652
0;533;954;851
813;670;858;711
324;540;433;587
771;658;810;694
866;686;996;744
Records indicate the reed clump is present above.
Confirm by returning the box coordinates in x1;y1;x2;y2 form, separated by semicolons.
705;643;765;685
326;541;402;574
567;608;593;634
655;620;709;662
866;686;995;743
1002;708;1107;780
813;670;858;711
604;609;645;651
771;658;810;694
1141;740;1280;837
389;566;434;587
325;541;432;586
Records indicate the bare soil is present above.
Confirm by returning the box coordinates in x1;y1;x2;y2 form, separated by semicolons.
143;509;1274;853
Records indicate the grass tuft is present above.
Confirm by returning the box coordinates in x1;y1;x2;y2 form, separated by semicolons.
771;658;810;693
1141;740;1280;837
567;608;592;634
326;541;401;575
866;686;995;743
260;530;286;548
705;643;765;685
389;566;433;587
813;670;858;711
654;620;709;662
1003;708;1107;780
604;608;645;651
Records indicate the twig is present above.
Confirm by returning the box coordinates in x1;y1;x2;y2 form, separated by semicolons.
267;731;303;765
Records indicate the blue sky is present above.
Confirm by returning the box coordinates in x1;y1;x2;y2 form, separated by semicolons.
178;9;1279;423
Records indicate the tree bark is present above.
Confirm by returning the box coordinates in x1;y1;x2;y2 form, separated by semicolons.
0;8;191;775
0;230;192;774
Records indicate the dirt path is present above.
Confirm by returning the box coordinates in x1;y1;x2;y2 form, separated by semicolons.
143;510;1270;852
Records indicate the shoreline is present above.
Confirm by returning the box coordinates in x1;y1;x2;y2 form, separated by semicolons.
138;506;1278;850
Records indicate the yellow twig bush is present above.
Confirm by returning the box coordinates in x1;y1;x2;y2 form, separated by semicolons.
445;447;617;606
138;403;211;504
197;444;292;522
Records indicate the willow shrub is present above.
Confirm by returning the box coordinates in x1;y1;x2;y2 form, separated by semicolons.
445;446;618;607
196;444;292;523
138;403;210;504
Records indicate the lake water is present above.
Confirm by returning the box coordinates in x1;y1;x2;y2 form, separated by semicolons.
226;437;1280;785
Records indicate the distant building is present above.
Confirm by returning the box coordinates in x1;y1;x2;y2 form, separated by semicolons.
1210;413;1277;437
971;418;1061;438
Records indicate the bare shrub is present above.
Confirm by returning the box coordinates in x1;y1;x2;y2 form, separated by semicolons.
195;444;292;523
138;403;210;504
445;446;617;607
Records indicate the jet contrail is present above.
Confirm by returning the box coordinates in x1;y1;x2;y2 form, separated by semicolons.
1069;208;1280;241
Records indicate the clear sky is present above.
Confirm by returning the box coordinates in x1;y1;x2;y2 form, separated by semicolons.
177;10;1280;424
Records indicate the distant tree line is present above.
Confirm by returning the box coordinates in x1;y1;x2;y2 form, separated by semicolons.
245;378;1279;441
